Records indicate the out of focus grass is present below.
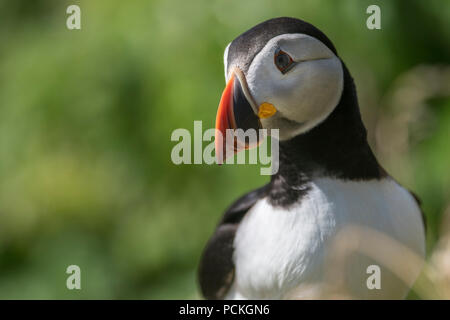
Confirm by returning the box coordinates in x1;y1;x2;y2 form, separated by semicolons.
0;0;448;299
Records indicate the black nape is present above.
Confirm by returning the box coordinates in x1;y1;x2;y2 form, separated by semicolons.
268;62;386;208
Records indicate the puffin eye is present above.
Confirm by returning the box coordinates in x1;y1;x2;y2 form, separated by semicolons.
274;50;294;74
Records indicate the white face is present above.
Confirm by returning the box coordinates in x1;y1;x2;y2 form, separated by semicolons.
225;33;344;141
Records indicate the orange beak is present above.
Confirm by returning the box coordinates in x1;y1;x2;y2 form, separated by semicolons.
215;70;261;164
215;74;236;164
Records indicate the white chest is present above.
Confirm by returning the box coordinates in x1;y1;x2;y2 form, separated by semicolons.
230;178;425;299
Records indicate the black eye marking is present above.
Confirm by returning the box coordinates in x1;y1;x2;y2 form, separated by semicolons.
274;49;295;74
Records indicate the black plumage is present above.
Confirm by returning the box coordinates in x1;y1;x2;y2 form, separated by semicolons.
198;17;425;299
198;185;269;299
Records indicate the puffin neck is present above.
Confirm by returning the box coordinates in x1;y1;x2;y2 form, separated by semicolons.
267;63;385;207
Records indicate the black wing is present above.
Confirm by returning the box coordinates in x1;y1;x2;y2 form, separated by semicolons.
198;185;269;299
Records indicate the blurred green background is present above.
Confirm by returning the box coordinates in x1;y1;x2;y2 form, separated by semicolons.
0;0;448;299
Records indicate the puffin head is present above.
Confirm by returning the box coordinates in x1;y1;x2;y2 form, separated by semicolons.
215;17;345;162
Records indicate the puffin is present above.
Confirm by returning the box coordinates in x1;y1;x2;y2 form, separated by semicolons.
198;17;426;299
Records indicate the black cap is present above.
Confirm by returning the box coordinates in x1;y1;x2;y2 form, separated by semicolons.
227;17;337;74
